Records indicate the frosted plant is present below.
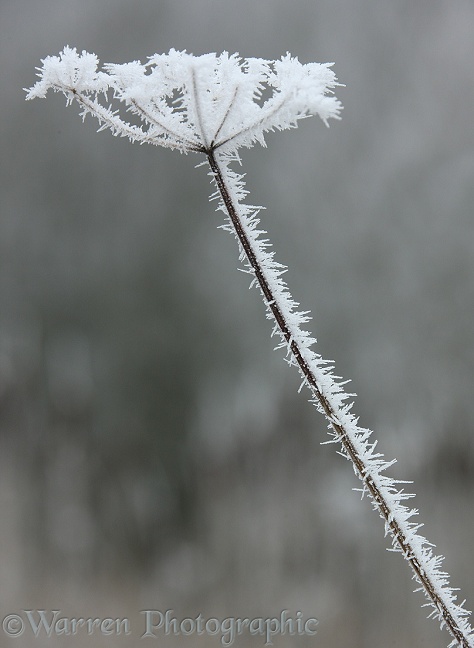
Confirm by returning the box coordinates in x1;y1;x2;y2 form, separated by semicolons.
26;47;473;648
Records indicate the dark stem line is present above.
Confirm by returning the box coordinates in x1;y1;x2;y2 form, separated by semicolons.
191;68;209;150
73;90;204;153
213;93;288;151
207;149;471;648
129;98;203;152
210;85;239;148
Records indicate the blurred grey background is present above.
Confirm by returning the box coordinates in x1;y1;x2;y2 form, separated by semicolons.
1;0;474;646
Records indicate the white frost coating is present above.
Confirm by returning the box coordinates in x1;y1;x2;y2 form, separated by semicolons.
26;47;473;648
211;153;474;648
25;47;341;154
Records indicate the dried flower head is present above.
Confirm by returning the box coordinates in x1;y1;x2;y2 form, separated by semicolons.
25;46;342;154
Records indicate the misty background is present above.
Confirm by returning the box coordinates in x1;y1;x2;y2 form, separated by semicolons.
1;1;474;646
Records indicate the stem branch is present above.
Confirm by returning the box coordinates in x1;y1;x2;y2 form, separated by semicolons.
207;149;472;648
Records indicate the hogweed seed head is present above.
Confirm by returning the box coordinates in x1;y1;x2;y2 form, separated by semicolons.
25;46;342;154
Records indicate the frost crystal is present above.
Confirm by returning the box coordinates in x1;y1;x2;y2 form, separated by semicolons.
26;46;474;648
25;47;342;154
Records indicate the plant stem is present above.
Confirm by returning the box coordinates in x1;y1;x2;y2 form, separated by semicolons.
207;149;472;648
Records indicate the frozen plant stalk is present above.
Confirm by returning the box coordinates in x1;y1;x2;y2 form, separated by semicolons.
26;47;473;648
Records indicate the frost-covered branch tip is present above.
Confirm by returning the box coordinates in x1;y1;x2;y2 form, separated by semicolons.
25;46;342;154
26;47;473;648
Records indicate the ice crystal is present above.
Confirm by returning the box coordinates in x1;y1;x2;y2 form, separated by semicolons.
26;46;474;648
26;47;341;154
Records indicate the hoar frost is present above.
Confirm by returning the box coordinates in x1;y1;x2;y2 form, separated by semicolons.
25;47;341;154
26;47;474;648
